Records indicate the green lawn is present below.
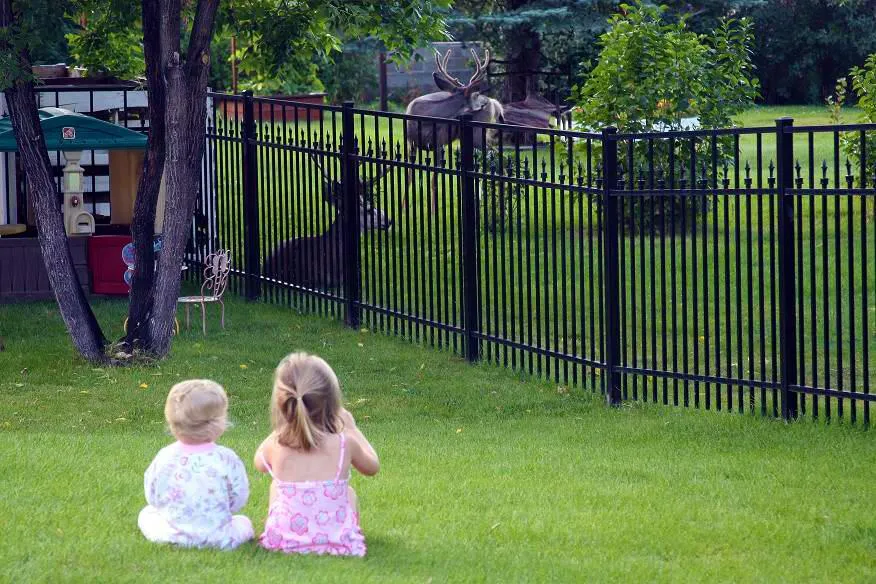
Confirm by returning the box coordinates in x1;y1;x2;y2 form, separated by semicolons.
0;298;874;582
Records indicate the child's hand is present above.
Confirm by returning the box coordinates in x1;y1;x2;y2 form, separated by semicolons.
340;408;356;429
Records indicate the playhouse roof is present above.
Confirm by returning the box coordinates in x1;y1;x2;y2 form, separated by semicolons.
0;107;147;151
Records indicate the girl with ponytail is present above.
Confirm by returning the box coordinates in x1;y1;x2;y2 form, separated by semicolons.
255;352;379;556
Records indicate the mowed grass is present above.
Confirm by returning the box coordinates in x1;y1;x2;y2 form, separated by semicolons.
0;297;875;583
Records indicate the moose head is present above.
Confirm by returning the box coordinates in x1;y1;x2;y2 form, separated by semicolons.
404;48;505;212
310;154;393;232
262;156;393;289
427;48;498;119
407;49;502;122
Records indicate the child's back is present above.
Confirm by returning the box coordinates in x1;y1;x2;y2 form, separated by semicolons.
139;380;253;550
255;353;379;557
258;432;364;555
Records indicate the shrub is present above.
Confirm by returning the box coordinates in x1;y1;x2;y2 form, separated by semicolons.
572;1;758;233
832;57;876;220
319;47;378;104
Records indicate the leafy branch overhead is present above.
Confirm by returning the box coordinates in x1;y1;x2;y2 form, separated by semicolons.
58;0;450;91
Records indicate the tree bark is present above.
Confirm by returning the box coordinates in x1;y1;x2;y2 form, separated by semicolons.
0;0;107;363
503;0;541;103
124;0;169;348
149;0;219;356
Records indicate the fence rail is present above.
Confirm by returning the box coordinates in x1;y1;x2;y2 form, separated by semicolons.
196;91;876;425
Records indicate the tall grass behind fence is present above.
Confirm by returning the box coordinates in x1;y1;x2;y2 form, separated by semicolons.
196;91;875;425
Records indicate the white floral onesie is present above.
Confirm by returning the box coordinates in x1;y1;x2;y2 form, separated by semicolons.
139;441;253;550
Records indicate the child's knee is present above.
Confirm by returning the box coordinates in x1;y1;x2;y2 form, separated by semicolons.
138;506;171;542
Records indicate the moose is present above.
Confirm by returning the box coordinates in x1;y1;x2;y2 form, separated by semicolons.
263;156;392;289
405;48;505;211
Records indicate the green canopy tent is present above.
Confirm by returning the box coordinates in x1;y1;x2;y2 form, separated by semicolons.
0;107;148;235
0;107;148;152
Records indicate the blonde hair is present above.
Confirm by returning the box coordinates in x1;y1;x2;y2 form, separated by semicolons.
271;352;342;451
165;379;228;443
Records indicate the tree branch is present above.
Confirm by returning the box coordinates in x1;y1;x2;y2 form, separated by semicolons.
185;0;221;78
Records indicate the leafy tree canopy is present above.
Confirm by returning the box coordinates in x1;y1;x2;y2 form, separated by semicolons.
574;1;758;132
2;0;450;92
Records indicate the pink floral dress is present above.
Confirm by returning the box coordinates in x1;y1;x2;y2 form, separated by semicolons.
259;433;366;557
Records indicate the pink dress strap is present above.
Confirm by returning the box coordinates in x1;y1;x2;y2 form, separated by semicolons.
335;433;346;481
260;450;276;480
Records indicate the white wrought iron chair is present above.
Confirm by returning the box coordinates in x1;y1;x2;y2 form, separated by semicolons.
177;250;231;335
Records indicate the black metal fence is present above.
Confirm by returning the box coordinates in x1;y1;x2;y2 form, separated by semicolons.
196;90;875;425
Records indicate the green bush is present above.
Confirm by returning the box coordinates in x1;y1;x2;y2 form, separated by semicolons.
572;1;758;233
319;47;378;104
830;57;876;220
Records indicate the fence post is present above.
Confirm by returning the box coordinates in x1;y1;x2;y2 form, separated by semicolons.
459;113;481;362
241;90;261;301
777;117;799;420
341;101;362;328
602;127;622;406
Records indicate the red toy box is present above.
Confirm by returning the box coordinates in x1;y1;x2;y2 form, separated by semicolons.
87;235;132;295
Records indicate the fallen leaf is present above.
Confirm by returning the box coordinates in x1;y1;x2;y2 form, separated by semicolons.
80;391;89;395
139;383;149;389
357;343;364;348
456;428;463;433
239;364;248;369
115;417;128;422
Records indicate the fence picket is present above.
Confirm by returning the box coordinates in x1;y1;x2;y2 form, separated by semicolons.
195;91;876;425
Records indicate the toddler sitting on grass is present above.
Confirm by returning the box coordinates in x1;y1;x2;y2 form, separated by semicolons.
138;379;253;550
255;352;380;556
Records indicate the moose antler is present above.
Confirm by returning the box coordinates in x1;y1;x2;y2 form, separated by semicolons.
466;48;490;88
309;153;331;180
434;49;463;88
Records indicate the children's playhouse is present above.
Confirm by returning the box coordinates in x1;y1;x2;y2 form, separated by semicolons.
0;106;161;301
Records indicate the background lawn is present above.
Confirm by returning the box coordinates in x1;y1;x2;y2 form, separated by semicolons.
0;297;874;583
208;100;876;408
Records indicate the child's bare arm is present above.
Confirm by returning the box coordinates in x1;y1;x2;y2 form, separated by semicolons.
341;409;379;476
253;434;275;473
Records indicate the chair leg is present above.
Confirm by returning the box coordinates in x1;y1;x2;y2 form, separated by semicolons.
185;304;191;330
201;302;207;336
220;300;226;330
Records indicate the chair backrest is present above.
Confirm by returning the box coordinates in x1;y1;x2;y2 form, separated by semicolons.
201;249;231;299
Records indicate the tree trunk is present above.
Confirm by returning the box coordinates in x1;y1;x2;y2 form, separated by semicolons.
149;0;219;356
124;0;169;349
0;0;107;363
503;0;541;103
